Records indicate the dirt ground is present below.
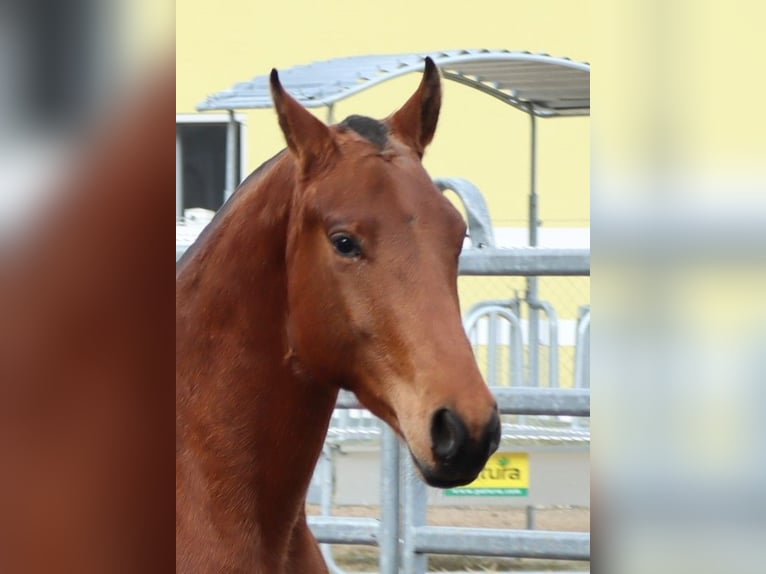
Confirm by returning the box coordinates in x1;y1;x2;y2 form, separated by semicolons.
307;504;590;572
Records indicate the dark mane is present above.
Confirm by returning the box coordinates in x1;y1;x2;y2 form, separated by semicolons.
338;115;389;150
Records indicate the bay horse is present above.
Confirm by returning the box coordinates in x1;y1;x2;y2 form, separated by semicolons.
176;58;500;573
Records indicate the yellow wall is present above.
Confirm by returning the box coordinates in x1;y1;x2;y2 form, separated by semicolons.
177;0;589;229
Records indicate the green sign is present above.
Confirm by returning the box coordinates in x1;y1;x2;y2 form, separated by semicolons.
445;452;529;497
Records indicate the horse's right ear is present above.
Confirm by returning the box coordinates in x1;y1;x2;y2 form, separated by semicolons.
270;69;336;174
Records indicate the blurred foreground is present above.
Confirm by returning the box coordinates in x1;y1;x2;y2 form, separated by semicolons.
593;1;766;573
0;1;174;572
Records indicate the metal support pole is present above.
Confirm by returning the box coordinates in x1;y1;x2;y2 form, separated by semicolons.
379;426;400;574
402;455;428;574
528;112;539;249
573;308;591;432
459;248;590;276
527;111;540;387
526;505;537;530
463;303;523;390
413;527;590;560
527;299;559;388
574;308;591;389
318;446;346;574
335;388;589;416
487;313;498;387
176;127;183;219
326;103;335;125
224;109;237;202
508;298;523;389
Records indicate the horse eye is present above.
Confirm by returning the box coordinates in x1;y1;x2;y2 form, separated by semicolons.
330;233;362;258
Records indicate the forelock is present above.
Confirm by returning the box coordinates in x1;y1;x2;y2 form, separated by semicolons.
338;115;389;150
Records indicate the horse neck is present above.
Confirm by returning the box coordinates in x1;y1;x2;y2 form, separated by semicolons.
176;155;338;550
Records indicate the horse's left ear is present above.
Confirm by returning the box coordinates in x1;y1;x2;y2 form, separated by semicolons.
387;57;442;158
270;69;336;174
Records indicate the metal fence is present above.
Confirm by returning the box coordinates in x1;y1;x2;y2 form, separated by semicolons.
308;387;590;573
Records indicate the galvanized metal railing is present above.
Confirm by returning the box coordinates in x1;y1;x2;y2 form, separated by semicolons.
574;306;591;389
464;301;524;388
308;387;591;573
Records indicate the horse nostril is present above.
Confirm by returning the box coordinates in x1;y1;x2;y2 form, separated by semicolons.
486;410;501;456
431;408;467;461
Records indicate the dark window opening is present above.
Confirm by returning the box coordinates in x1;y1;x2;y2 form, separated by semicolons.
178;123;241;213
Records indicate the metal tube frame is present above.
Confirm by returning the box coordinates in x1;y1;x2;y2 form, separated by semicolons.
308;516;380;545
527;298;560;388
398;387;590;572
458;247;589;276
463;303;524;388
574;308;590;389
335;387;589;416
413;527;590;560
572;308;590;432
487;311;499;386
402;454;428;574
318;445;347;574
313;387;590;573
224;109;237;201
379;425;400;574
527;111;540;388
176;127;183;219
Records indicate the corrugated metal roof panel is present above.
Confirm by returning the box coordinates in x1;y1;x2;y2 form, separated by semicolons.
196;49;589;117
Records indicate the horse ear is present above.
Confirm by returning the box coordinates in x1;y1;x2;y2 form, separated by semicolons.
270;69;336;173
387;57;442;158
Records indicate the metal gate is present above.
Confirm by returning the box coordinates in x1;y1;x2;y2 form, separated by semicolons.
309;387;590;573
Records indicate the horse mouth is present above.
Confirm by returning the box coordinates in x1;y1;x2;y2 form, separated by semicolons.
420;472;480;489
405;410;500;489
409;452;482;489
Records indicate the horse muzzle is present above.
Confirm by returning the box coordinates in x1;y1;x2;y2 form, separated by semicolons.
412;407;501;488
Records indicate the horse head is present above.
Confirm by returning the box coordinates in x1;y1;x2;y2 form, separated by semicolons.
271;58;500;488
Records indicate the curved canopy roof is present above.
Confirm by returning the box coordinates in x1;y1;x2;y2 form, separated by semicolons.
197;49;590;118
